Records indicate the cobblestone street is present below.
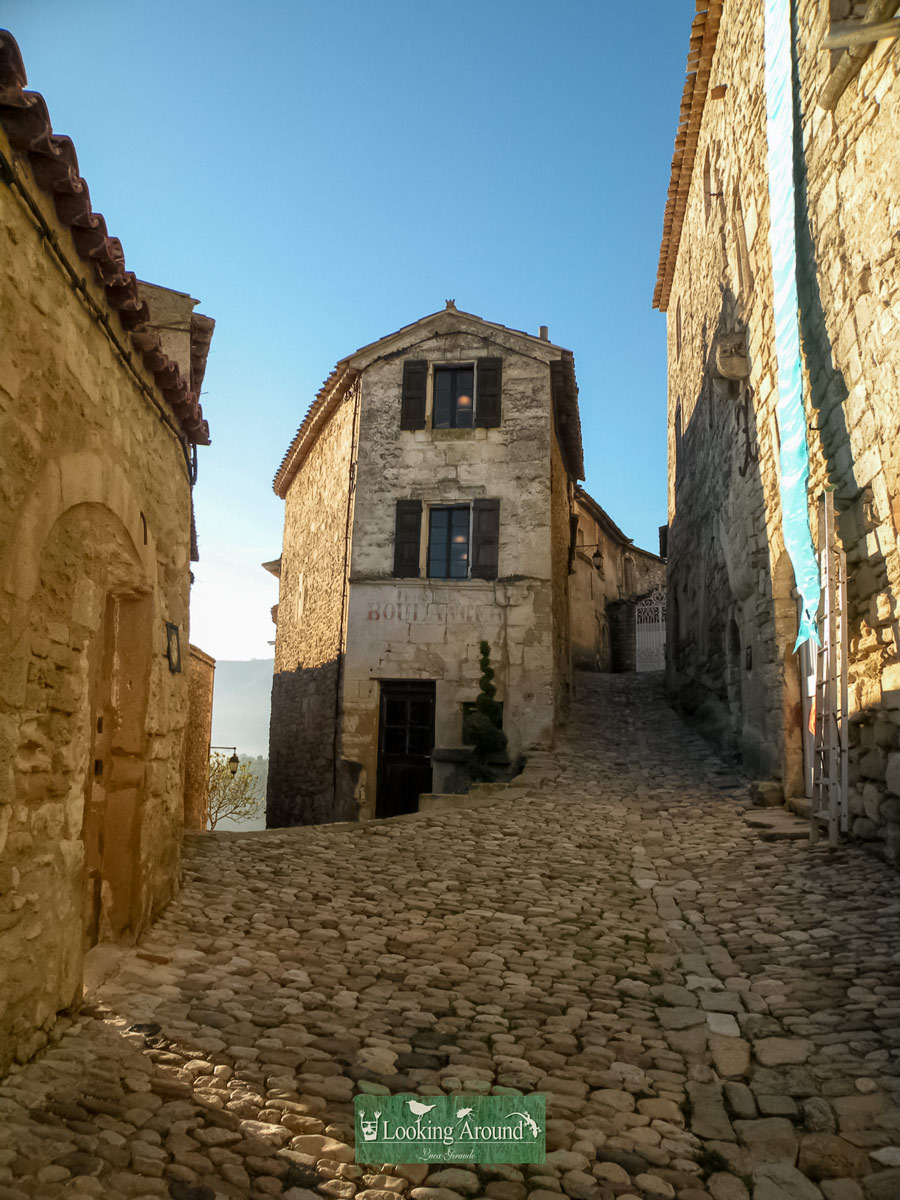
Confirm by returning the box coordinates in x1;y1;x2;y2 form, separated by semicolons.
2;674;900;1200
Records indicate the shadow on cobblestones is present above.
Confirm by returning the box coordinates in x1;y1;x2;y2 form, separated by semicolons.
1;673;899;1200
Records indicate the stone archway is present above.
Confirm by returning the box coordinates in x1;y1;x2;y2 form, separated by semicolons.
7;500;153;1050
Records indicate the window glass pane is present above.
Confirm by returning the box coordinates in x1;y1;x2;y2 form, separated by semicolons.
454;368;474;428
449;507;469;578
428;508;449;577
385;698;407;726
433;370;451;428
408;727;431;755
429;506;469;578
384;726;406;754
409;700;432;727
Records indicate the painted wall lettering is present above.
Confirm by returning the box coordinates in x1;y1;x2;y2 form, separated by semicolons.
365;597;478;625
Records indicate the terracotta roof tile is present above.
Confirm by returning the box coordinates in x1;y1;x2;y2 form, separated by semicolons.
653;2;723;313
0;30;211;444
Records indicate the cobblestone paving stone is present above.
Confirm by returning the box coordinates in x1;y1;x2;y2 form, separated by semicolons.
2;674;900;1200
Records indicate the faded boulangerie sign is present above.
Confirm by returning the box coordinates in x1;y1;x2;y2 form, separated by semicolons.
354;1094;546;1164
365;597;478;624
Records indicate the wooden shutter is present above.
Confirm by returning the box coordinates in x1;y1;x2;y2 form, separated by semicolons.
471;499;500;579
475;357;502;427
400;360;427;430
393;499;422;577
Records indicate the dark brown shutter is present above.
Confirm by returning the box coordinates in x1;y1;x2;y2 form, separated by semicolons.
475;357;502;427
400;360;427;430
393;499;422;577
471;499;500;579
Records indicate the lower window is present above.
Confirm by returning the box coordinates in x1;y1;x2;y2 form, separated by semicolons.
428;505;470;578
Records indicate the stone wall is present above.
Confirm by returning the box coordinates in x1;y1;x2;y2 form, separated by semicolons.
183;645;216;832
266;385;357;826
608;601;637;674
659;0;900;859
0;126;196;1070
797;7;900;861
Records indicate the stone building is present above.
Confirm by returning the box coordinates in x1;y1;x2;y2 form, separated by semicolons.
654;2;900;860
267;303;584;825
569;488;667;673
0;31;214;1069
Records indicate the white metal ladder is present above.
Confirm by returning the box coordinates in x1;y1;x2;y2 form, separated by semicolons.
811;490;849;847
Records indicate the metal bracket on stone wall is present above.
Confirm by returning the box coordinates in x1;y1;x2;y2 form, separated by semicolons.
715;330;751;380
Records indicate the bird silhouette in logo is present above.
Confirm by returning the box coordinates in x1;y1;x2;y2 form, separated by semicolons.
407;1100;436;1117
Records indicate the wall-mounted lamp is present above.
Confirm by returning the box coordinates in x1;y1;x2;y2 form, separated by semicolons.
165;622;182;673
580;543;605;571
210;745;240;776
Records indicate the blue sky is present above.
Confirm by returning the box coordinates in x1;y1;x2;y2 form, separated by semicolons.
7;1;693;659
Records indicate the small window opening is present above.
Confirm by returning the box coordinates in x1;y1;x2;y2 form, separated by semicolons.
433;366;474;429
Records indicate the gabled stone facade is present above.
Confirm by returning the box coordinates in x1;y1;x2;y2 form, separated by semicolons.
655;2;900;862
0;33;214;1070
267;305;585;825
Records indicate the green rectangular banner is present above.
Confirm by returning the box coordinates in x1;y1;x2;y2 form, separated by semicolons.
354;1094;546;1164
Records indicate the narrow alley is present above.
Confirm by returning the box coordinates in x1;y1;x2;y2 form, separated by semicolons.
2;675;899;1200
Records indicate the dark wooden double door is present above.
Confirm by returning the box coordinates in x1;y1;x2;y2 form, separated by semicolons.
376;681;434;818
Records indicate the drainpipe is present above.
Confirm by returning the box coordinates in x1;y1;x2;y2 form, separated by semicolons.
332;375;362;816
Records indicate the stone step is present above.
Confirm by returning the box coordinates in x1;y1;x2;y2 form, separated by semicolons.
787;794;813;819
743;809;810;841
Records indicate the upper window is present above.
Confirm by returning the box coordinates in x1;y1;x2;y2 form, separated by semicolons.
433;367;474;429
400;357;502;431
428;505;470;578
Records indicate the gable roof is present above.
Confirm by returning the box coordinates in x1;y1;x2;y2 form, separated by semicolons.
653;2;723;313
342;303;570;366
0;30;212;444
575;486;633;547
273;304;585;497
575;486;666;563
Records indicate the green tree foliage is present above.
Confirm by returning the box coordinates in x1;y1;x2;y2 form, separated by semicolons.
463;640;508;780
207;753;262;830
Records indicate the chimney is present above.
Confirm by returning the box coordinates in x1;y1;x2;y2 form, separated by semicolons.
539;325;549;341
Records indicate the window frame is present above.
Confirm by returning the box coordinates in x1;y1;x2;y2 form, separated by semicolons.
427;503;472;579
431;364;475;430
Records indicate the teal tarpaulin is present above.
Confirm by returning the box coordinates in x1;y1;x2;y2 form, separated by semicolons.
764;0;821;648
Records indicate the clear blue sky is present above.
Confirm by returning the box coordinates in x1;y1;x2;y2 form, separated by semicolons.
7;1;693;659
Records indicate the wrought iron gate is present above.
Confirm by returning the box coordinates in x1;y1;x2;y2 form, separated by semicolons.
635;587;666;672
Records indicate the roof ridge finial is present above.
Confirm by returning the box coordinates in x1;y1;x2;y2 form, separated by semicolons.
445;298;456;310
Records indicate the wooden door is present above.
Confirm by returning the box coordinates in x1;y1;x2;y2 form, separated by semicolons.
376;681;435;818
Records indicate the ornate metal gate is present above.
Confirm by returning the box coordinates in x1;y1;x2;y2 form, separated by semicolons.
635;587;666;672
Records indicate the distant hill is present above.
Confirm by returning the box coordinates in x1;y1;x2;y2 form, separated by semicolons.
211;658;274;758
